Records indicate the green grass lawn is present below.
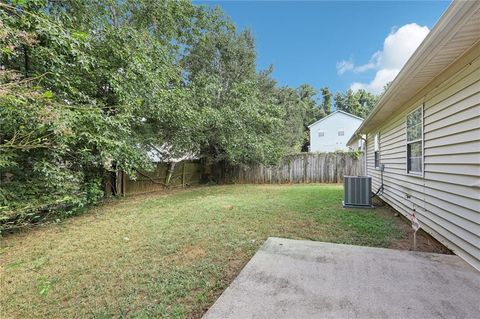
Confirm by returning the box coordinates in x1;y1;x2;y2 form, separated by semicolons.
1;184;408;318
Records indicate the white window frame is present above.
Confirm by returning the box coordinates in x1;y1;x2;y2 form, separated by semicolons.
374;133;380;169
338;129;345;136
406;105;424;177
318;130;325;137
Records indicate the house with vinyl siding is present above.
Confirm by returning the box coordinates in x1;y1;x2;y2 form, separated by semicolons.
348;0;480;270
308;111;363;152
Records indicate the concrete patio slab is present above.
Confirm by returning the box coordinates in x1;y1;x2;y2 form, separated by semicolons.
203;237;480;319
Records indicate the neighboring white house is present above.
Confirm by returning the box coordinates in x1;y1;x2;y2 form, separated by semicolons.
308;110;363;152
348;0;480;270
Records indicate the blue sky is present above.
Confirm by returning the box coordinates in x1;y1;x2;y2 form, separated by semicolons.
195;1;451;94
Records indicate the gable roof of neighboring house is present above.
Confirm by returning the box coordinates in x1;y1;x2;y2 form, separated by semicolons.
308;110;363;129
349;0;480;143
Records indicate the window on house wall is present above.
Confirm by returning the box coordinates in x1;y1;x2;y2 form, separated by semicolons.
338;129;345;136
407;106;423;174
374;133;380;168
318;130;324;137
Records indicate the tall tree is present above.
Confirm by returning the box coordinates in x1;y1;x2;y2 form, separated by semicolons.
183;25;285;165
320;87;332;115
275;87;306;153
298;85;323;128
334;91;348;112
346;89;361;115
354;89;378;118
333;89;378;118
297;84;324;151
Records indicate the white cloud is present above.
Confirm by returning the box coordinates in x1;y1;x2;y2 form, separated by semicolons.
336;59;354;75
338;23;430;94
352;61;376;73
350;69;399;93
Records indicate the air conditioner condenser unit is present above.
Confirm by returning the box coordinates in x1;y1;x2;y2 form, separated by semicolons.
343;176;374;208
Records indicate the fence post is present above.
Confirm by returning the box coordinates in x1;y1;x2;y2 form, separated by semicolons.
182;161;186;188
288;157;292;183
122;171;126;196
334;153;338;184
304;153;308;183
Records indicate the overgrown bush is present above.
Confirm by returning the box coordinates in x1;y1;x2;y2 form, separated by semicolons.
0;1;149;232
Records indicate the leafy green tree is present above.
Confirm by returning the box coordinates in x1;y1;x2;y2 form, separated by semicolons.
54;0;207;160
334;91;348;113
183;23;285;165
297;84;324;150
333;88;378;118
298;84;325;128
346;89;361;115
354;89;378;118
320;87;332;115
274;87;305;152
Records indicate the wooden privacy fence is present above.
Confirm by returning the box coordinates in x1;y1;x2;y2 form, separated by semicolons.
220;153;364;184
120;160;202;196
117;153;364;195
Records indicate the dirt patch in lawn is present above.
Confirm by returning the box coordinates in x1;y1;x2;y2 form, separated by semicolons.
389;220;453;254
170;243;208;265
390;228;452;254
377;203;453;254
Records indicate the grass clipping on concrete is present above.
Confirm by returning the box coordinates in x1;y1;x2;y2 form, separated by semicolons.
2;184;413;318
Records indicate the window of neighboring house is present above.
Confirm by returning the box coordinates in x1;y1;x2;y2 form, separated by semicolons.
407;106;423;174
374;133;380;169
338;129;345;136
318;130;325;137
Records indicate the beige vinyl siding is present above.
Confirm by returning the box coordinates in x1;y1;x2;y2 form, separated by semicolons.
365;48;480;270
